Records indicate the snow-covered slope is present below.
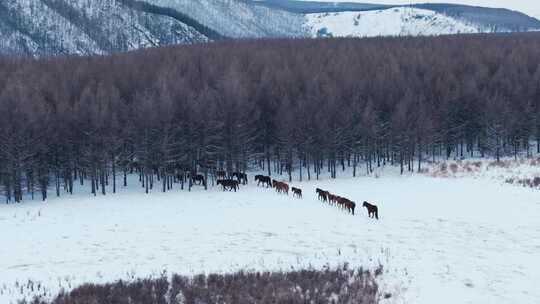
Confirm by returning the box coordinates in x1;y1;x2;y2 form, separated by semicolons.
305;7;490;38
148;0;305;38
0;0;210;56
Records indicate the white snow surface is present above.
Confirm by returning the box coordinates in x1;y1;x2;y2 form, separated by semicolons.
300;0;540;21
305;7;488;37
1;161;539;303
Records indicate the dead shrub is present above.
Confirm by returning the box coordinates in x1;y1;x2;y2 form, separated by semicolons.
21;265;384;304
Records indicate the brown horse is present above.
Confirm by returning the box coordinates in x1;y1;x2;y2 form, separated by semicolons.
362;201;378;219
324;193;356;215
279;182;289;195
273;181;289;195
291;187;302;198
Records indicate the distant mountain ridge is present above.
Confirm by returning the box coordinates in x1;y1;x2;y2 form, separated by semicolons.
1;0;539;57
257;0;540;32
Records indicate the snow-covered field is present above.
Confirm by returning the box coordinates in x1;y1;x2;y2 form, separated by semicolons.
304;7;484;38
1;162;539;304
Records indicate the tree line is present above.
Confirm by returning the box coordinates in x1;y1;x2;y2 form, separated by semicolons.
1;33;539;203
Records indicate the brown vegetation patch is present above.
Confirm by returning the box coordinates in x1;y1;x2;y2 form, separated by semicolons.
21;265;385;304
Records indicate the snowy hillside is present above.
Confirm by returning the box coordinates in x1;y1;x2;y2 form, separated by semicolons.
305;7;489;38
0;0;209;56
148;0;305;38
1;0;539;56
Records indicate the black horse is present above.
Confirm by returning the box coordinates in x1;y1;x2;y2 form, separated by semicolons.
292;187;302;198
216;170;226;179
255;175;272;187
362;201;379;219
192;174;205;185
232;172;248;184
217;179;239;192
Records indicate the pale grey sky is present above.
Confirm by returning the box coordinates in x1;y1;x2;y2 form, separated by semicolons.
305;0;540;19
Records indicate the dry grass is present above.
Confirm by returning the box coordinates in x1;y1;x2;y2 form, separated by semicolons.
21;265;386;304
505;177;540;189
425;157;539;180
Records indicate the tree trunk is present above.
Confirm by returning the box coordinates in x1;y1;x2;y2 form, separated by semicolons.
101;169;106;196
145;171;149;194
418;140;422;172
400;150;404;175
353;152;357;177
112;154;116;194
163;170;167;193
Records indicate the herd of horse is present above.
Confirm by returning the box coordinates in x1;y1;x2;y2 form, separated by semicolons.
316;188;357;216
192;170;248;192
255;175;302;199
198;171;379;219
315;188;379;219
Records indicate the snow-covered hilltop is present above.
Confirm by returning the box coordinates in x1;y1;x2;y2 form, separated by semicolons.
1;0;539;56
305;8;484;38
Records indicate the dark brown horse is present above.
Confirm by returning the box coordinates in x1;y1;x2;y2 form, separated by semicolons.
328;193;340;206
316;188;328;202
291;187;302;198
362;201;378;219
255;175;272;187
343;199;356;215
217;179;239;192
336;196;347;209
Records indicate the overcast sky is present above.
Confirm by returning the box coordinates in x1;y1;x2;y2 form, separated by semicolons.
304;0;540;19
